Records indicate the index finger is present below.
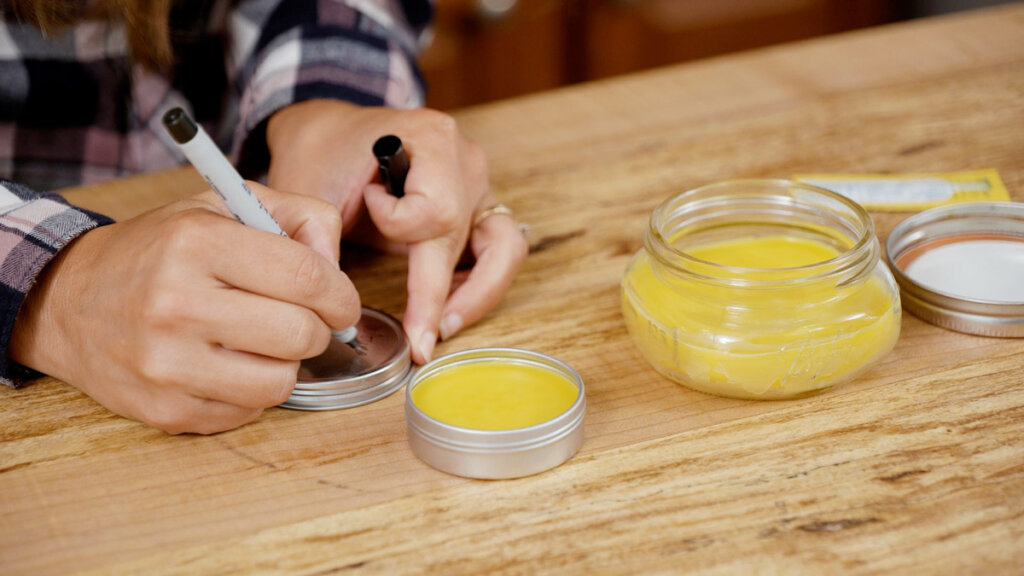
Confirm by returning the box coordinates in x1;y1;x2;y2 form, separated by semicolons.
205;221;362;332
403;236;461;364
439;214;529;341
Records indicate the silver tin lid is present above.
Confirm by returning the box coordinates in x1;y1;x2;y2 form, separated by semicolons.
885;202;1024;337
280;307;412;410
405;348;586;480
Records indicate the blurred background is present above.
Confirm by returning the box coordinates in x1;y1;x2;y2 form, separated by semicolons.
418;0;1018;110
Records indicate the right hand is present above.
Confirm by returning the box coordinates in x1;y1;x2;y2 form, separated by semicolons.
9;183;360;434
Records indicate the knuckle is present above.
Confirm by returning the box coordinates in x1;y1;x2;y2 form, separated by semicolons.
162;210;215;257
138;289;190;329
291;251;328;299
318;203;343;235
284;310;330;358
463;139;488;173
462;143;490;191
414;108;458;136
135;349;182;392
430;197;461;232
442;234;465;257
299;193;342;229
247;365;298;408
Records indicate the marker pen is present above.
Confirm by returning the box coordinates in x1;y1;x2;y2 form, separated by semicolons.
163;107;286;235
373;134;409;198
162;107;358;345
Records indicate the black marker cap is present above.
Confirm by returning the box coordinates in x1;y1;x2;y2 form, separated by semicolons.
163;107;198;144
373;134;408;198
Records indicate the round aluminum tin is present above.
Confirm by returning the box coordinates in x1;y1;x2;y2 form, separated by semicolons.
281;307;412;410
405;348;586;480
885;202;1024;337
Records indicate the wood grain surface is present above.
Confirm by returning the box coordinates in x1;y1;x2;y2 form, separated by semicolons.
3;5;1023;575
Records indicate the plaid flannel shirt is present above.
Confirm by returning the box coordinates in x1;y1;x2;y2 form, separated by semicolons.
0;0;431;386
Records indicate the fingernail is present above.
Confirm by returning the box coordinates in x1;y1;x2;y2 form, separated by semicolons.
439;313;463;341
418;331;437;363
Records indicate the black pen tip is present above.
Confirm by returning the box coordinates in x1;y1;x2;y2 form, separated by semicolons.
163;107;198;144
373;134;403;160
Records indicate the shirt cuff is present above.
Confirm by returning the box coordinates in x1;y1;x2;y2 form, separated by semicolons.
0;180;114;387
232;18;426;179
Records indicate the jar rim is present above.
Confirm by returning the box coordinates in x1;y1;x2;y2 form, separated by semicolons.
645;179;877;286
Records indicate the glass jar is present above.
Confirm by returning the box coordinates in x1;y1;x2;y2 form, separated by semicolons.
621;180;901;400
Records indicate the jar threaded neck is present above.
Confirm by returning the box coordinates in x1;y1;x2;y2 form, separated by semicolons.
643;179;877;288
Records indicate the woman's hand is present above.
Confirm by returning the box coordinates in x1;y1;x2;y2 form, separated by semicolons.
10;184;360;434
266;100;529;364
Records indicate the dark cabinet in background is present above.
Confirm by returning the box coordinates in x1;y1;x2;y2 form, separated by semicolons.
418;0;900;110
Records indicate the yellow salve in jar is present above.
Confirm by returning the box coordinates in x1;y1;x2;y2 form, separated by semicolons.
622;180;901;400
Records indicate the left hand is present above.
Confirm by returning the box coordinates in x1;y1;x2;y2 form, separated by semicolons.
264;100;529;364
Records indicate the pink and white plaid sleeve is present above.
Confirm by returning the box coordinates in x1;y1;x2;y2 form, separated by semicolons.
0;180;114;386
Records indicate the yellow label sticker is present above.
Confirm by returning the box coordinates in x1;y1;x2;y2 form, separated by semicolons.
794;170;1010;211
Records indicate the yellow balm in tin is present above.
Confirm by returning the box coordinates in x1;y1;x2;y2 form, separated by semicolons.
405;348;586;479
411;361;579;430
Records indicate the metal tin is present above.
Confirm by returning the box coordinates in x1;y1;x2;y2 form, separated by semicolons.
281;307;412;410
405;348;586;479
885;202;1024;337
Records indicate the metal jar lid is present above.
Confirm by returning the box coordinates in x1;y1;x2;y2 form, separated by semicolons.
280;307;412;410
405;348;586;480
885;202;1024;337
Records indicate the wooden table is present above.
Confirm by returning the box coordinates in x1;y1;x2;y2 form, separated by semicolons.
3;5;1023;574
